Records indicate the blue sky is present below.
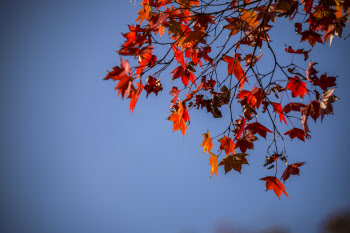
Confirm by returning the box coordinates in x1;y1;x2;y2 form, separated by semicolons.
1;1;350;233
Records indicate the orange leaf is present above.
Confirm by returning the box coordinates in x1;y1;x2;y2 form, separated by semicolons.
168;100;188;136
237;90;257;108
240;10;259;27
260;176;289;199
223;55;246;90
136;5;152;24
201;131;213;154
209;152;218;177
218;136;235;155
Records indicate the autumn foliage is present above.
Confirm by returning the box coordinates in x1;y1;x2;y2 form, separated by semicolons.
105;0;349;199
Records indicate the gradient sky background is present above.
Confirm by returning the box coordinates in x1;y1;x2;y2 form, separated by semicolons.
1;1;350;233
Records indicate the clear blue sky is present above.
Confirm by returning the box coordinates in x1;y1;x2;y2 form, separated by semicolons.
1;1;349;233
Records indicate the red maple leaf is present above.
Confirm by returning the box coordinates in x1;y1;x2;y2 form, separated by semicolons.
193;14;215;30
286;76;308;98
170;66;184;80
222;55;247;90
284;128;310;141
260;176;289;199
172;46;186;69
129;80;143;113
115;76;132;99
313;73;336;91
144;75;163;97
235;130;257;153
122;25;147;48
147;13;169;31
271;102;287;125
233;116;246;138
104;58;132;81
302;100;320;122
237;90;257;108
281;162;306;182
285;45;310;61
245;122;272;139
201;76;216;90
300;30;323;47
283;103;306;114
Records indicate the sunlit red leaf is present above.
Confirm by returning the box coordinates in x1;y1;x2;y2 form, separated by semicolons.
129;80;144;113
105;58;132;81
286;76;308;98
260;176;289;199
115;76;132;99
223;55;247;90
237;90;257;108
172;46;186;69
233;116;246;138
170;66;184;80
271;102;288;125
